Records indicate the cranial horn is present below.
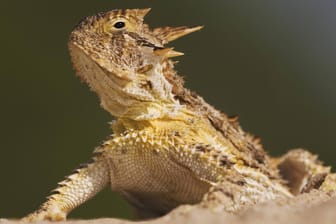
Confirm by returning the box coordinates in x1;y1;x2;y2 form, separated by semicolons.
126;8;151;20
153;25;203;44
154;48;184;58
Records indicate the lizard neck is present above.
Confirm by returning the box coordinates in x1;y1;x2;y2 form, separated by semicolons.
111;106;202;136
109;59;186;120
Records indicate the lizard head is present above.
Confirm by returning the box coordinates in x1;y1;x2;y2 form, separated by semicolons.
68;8;202;119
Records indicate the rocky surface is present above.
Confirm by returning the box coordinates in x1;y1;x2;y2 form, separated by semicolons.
2;190;336;224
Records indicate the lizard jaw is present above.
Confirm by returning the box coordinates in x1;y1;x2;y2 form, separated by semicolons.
68;41;178;119
68;42;143;117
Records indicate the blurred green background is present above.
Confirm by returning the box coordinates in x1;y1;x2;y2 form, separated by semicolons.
1;0;335;219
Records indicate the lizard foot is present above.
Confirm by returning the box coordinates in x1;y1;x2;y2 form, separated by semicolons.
21;204;66;222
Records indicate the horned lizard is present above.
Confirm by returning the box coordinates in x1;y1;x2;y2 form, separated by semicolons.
22;8;336;221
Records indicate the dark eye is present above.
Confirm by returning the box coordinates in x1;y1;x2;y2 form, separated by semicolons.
113;21;125;29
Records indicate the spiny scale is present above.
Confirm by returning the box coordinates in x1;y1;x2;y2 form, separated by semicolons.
22;8;336;222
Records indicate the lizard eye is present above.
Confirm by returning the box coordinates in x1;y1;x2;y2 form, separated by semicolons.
113;21;126;29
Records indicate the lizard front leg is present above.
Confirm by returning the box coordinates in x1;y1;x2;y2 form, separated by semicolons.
22;154;109;222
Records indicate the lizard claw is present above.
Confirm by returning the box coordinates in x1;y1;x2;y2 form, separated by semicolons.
21;205;66;222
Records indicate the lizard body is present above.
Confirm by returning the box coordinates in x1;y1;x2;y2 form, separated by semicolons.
22;8;336;221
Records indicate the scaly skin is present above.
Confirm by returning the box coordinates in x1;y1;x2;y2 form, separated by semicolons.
22;8;336;221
